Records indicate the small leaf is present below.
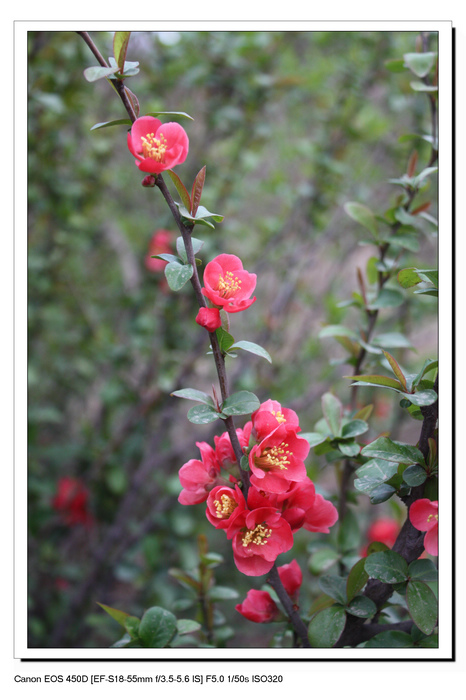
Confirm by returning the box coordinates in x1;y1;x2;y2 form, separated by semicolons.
318;575;347;605
113;31;131;73
365;630;414;648
383;351;407;391
175;236;204;264
308;605;346;648
229;340;272;363
191;166;206;216
341;419;369;439
365;550;409;584
398;268;423;289
367;288;404;310
344;202;378;238
83;65;122;82
300;432;331;448
372;332;413;349
346;558;369;601
208;586;239;601
399;389;437;407
408;559;438;582
369;483;397;504
90;118;132;131
337;441;360;457
402;464;427;486
345;595;377;619
138;606;177;648
176;619;202;635
125;616;140;639
349;374;404;391
309;548;340;575
164;261;193;291
187;404;222;425
403;52;436;77
167;170;191;212
221;391;260;417
322;392;343;437
97;602;129;627
406;581;437;635
361;437;426;466
147;111;194;121
318;325;360;340
354;459;399;494
171;388;215;407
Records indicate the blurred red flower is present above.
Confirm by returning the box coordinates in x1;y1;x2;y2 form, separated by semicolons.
145;229;174;272
52;477;92;526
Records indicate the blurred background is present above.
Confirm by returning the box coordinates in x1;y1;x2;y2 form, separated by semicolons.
27;30;437;648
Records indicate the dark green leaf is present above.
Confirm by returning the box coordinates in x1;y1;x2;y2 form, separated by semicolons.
187;404;222;424
406;581;437;635
90;118;132;131
402;464;427;487
138;606;177;648
369;483;397;504
365;550;408;584
215;327;235;353
408;559;438;582
341;419;369;439
309;548;340;575
399;389;437;407
346;558;369;601
308;605;346;648
354;459;399;494
221;391;260;417
171;388;215;407
125;616;140;639
361;437;425;466
167;170;192;212
318;575;347;605
113;32;131;73
337;440;360;457
365;630;414;648
345;595;377;619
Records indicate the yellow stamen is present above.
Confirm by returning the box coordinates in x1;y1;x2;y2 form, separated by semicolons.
242;523;272;547
217;270;242;298
427;513;439;523
213;494;237;519
255;443;292;472
141;132;167;162
272;410;287;424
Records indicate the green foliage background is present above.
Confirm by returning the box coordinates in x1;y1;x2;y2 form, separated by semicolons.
27;30;437;647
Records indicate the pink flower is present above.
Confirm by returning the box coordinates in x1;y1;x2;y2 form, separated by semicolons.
206;485;246;530
235;589;281;623
52;477;92;527
214;424;252;472
249;423;309;494
276;478;338;534
251;399;300;442
277;559;302;601
145;230;174;272
202;254;256;313
127;116;189;174
195;307;222;332
178;442;223;505
228;507;294;576
409;499;438;556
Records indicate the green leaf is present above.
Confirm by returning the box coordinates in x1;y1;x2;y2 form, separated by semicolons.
344;202;378;238
138;607;177;648
354;459;399;495
365;550;408;584
385;57;406;72
369;483;397;504
90;118;132;131
361;437;426;466
215;327;235;353
346;558;369;601
300;432;329;448
399;389;437;407
164;261;193;291
410;81;438;92
322;392;343;437
341;419;369;439
171;388;215;407
209;586;239;602
191;166;206;217
147;111;194;121
337;441;360;457
221;391;260;417
152;253;181;265
337;509;359;553
308;605;346;648
187;404;222;425
345;595;377;619
367;288;404;310
398;268;423;288
229;340;272;363
403;52;436;78
175;236;204;264
318;325;359;340
364;630;414;648
408;559;438;582
97;602;129;627
309;548;341;575
406;581;437;635
168;568;201;591
178;203;224;229
167;170;191;212
176;619;202;635
402;464;427;487
372;332;413;349
349;374;404;391
108;57;140;78
83;65;123;82
318;575;347;605
113;31;131;73
125;616;140;639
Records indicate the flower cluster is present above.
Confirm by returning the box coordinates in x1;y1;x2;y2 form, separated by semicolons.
235;559;303;623
178;400;338;576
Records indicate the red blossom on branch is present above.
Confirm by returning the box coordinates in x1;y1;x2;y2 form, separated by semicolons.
202;254;256;313
409;498;438;556
195;307;222;332
235;589;282;623
127;116;189;174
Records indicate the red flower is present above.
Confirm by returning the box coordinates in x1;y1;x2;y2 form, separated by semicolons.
195;307;222;332
127;116;189;174
178;442;224;505
249;423;309;494
235;589;282;623
145;229;174;272
206;484;246;530
214;424;252;472
278;478;338;534
228;507;294;576
202;254;256;313
52;477;92;526
409;499;438;556
251;399;300;442
277;559;302;601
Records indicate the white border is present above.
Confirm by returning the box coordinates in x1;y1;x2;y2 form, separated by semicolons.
14;20;453;663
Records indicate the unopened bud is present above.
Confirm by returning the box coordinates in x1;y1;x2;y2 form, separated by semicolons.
141;175;156;188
